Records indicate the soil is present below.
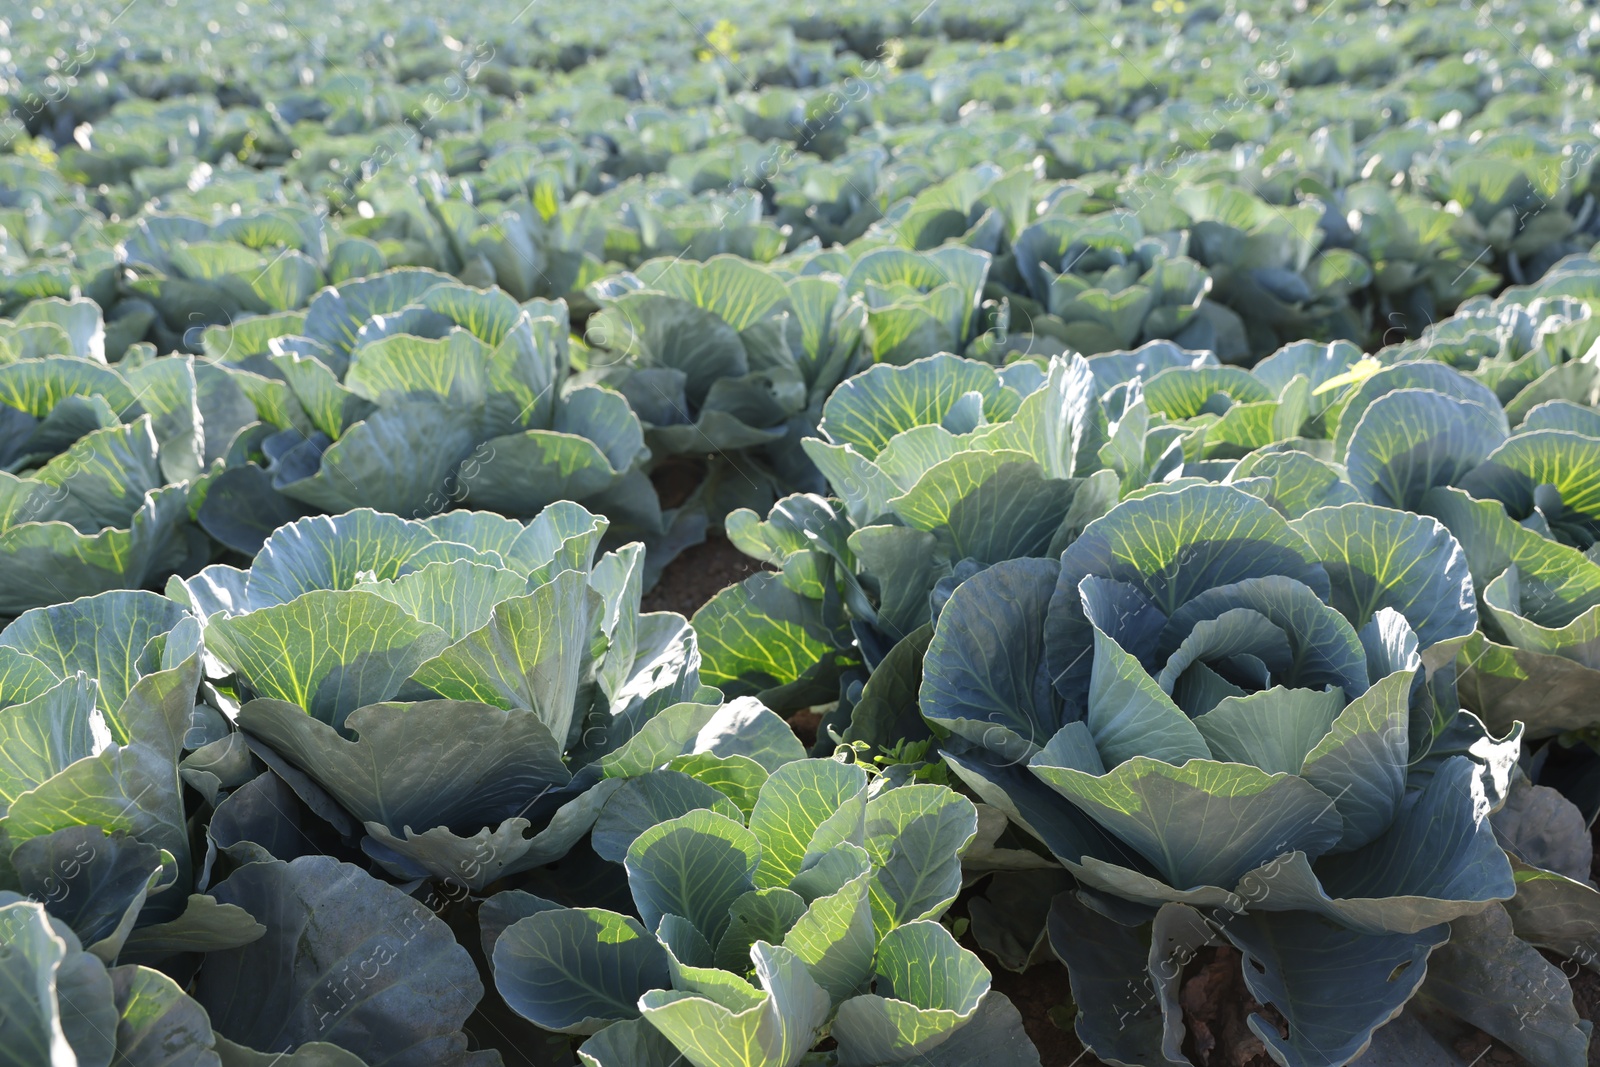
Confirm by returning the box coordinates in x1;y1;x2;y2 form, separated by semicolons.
947;881;1100;1066
1178;947;1286;1067
640;532;765;618
649;457;706;511
1570;969;1600;1067
787;707;823;748
987;956;1102;1066
639;456;767;620
1450;1031;1532;1066
1575;966;1600;1030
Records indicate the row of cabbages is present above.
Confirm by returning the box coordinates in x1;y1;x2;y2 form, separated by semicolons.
6;0;1600;1062
14;146;1572;367
7;0;1600;362
708;251;1600;732
8;255;1600;1066
701;252;1600;1065
1;502;1037;1066
0;247;900;615
6;236;1600;1067
10;231;1600;615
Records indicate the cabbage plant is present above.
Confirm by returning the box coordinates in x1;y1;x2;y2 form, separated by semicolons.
0;591;462;1066
0;897;252;1067
196;268;653;558
858;161;1036;255
489;757;1042;1066
0;505;814;1067
1424;143;1600;286
919;483;1595;1065
0;410;192;618
0;302;257;615
588;182;789;266
585;255;809;458
118;208;373;353
1197;323;1600;737
842;246;992;367
168;503;703;886
1167;183;1359;360
584;253;867;523
1325;179;1501;336
1380;293;1600;413
1422;483;1600;740
696;351;1125;716
697;342;1238;718
1114;326;1600;546
1007;210;1217;355
0;856;496;1067
1;589;209;932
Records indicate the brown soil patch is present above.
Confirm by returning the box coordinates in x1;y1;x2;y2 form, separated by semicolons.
1179;946;1285;1067
949;883;1101;1066
1571;967;1600;1067
641;532;765;618
988;956;1104;1066
787;708;823;748
650;457;706;510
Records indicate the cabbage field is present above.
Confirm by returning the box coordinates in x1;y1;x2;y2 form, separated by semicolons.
4;0;1600;1064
